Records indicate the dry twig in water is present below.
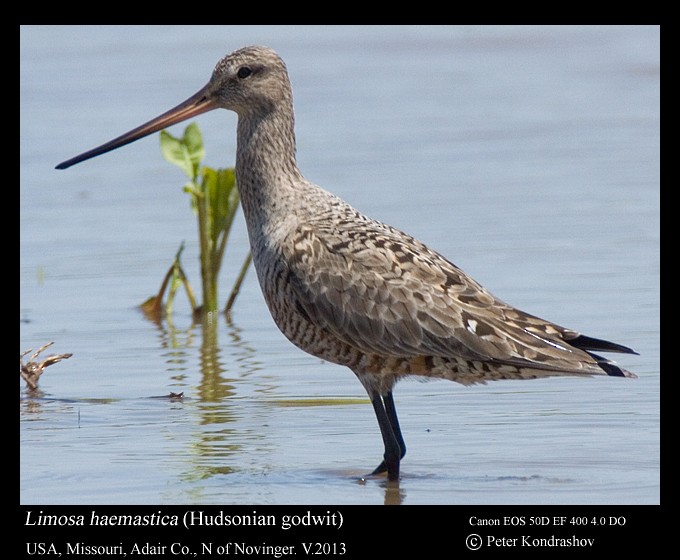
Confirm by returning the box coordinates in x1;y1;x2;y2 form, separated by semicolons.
20;342;72;390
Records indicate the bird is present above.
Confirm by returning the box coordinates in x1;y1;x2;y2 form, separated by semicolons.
56;45;637;481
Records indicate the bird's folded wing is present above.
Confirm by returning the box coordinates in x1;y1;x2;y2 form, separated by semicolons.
284;219;606;375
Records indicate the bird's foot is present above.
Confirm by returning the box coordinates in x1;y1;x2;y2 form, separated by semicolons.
367;458;399;481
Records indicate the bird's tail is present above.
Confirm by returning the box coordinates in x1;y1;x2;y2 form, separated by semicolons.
567;334;638;378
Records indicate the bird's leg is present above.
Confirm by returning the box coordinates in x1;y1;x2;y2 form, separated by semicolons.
371;391;407;476
369;391;405;481
384;391;406;460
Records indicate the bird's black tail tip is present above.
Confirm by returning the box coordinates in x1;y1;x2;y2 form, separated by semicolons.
596;359;638;378
566;334;638;378
569;334;638;356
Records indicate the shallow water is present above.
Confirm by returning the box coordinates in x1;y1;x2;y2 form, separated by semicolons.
20;25;659;506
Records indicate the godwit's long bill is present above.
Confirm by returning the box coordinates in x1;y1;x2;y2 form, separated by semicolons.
57;46;637;481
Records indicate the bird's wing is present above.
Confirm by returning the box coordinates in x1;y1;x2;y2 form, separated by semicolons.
283;217;613;375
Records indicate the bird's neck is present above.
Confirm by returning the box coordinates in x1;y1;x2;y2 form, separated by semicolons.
235;107;303;229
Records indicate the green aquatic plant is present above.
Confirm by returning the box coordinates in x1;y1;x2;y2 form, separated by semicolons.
141;123;251;321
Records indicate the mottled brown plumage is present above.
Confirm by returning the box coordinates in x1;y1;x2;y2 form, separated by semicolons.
57;46;637;481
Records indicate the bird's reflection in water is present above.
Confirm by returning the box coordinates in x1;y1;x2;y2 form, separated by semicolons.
356;473;406;505
382;479;406;506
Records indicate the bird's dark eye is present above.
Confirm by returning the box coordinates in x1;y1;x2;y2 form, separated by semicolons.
237;66;252;79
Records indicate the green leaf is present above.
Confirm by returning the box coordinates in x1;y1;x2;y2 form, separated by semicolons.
217;170;239;243
160;130;193;179
217;169;239;217
182;123;205;178
201;167;239;246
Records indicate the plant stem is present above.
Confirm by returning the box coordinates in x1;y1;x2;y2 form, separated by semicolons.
225;252;253;315
202;199;219;315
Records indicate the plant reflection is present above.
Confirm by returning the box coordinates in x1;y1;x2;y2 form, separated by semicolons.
147;308;266;482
